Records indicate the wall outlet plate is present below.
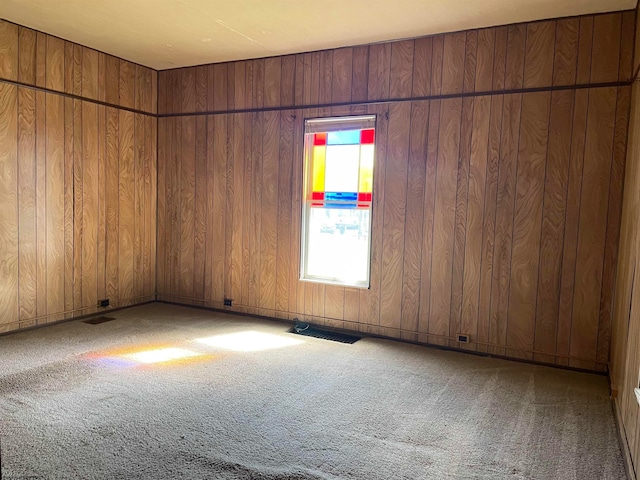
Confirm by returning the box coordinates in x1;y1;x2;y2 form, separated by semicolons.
457;334;469;343
223;298;233;307
99;299;110;307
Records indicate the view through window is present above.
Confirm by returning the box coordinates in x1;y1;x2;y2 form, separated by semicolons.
300;115;376;287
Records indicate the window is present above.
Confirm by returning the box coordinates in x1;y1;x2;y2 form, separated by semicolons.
300;115;376;288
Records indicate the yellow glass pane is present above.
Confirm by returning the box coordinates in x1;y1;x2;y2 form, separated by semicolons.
359;145;374;193
312;146;326;192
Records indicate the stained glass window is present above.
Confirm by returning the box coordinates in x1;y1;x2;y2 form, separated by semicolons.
301;116;376;288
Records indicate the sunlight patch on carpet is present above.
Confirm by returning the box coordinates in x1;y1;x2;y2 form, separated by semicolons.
195;331;304;352
122;347;203;364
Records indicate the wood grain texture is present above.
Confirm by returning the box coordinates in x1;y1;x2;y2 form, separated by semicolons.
523;21;555;88
590;13;621;84
0;21;18;82
553;19;579;86
489;94;522;355
506;91;550;359
2;11;626;364
380;102;410;328
460;95;490;344
18;88;37;321
18;27;36;85
401;101;429;332
570;87;616;368
429;98;462;341
0;83;19;329
533;90;574;363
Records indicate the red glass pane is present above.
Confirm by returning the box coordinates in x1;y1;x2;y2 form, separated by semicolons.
314;133;327;146
311;191;324;200
358;192;372;202
360;129;375;144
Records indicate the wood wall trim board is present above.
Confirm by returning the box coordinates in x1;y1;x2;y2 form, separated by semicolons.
0;77;155;117
156;80;632;118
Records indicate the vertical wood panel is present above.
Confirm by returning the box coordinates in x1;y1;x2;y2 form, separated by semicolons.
418;100;440;333
533;90;574;363
193;116;207;300
461;95;491;344
489;93;522;355
598;87;629;365
18;27;36;85
63;98;74;314
180;117;195;299
442;33;466;94
0;21;18;81
332;48;353;103
571;87;617;368
523;21;555;88
380;102;410;328
576;17;594;85
17;89;37;321
275;111;293;314
368;43;391;101
259;111;279;311
450;97;474;346
45;36;65;92
45;93;65;319
212;115;227;302
506;92;550;359
81;47;99;100
105;55;119;105
0;83;19;328
477;95;503;351
119;60;135;109
229;113;245;303
475;29;495;92
105;107;119;303
553;19;579;86
429;98;462;342
412;38;432;97
401;101;429;332
590;13;621;84
556;89;589;366
81;102;98;310
504;25;526;89
71;99;82;311
118;110;135;302
390;40;414;98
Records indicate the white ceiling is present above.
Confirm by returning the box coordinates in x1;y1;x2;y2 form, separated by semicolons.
1;0;635;70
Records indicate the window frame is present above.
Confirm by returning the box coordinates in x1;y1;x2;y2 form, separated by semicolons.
299;115;377;289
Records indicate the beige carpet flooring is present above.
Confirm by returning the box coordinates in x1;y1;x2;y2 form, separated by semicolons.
0;303;627;479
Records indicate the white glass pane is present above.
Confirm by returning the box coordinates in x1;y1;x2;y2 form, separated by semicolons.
324;145;360;193
305;207;370;285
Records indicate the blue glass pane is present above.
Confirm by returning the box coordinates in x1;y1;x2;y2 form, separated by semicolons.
327;130;361;145
325;192;358;202
325;202;357;209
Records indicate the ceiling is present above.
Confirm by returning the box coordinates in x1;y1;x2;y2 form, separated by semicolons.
1;0;635;70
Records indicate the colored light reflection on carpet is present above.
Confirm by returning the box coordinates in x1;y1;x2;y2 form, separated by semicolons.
122;347;203;364
195;331;304;352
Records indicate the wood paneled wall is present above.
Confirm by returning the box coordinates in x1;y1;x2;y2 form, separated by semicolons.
0;20;157;114
158;12;634;115
0;20;157;333
157;11;633;371
610;8;640;480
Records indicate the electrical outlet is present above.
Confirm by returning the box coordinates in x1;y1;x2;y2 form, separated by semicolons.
457;334;469;343
223;298;233;307
99;299;110;307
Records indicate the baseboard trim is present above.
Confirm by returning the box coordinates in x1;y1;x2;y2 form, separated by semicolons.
613;398;636;480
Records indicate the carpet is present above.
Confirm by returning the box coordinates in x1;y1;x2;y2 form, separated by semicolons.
0;303;627;479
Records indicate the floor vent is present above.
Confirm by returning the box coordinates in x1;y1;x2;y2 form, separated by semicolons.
288;323;361;344
83;316;116;325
